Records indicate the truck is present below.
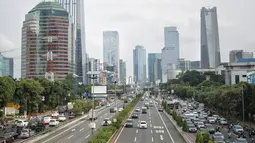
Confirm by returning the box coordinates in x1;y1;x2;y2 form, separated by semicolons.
89;110;98;120
142;107;147;114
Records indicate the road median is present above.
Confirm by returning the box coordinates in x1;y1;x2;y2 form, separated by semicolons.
88;93;143;143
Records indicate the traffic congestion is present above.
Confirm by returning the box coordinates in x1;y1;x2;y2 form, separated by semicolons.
166;96;255;143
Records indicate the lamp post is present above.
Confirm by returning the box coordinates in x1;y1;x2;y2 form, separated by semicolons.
87;71;100;143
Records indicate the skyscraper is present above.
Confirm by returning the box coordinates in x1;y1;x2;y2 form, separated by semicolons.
201;7;221;69
0;54;13;77
88;58;100;84
148;53;161;83
119;59;126;84
57;0;86;83
21;1;74;80
164;27;180;66
133;46;146;85
103;31;119;79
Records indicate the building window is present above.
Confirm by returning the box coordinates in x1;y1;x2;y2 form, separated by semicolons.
235;75;240;84
242;75;247;77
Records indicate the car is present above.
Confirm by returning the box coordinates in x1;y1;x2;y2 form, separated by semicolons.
196;122;205;129
16;120;28;127
102;118;112;126
20;129;35;139
49;119;59;126
131;113;139;119
68;112;75;119
158;107;164;112
205;124;215;134
110;108;116;113
43;116;52;125
51;112;59;119
58;114;66;122
213;137;226;143
139;121;147;129
219;118;228;125
135;108;140;112
188;124;197;133
207;117;216;124
106;103;110;107
125;119;133;128
235;138;248;143
212;132;224;140
118;108;123;112
232;125;244;134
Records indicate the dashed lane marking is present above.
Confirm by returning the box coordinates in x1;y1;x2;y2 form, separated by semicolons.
68;135;73;139
85;134;90;139
134;137;137;142
150;124;152;127
160;135;164;140
151;130;153;134
71;129;75;132
79;128;84;131
136;130;138;133
152;137;154;142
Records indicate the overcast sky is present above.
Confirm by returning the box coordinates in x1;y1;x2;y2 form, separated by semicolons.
0;0;255;79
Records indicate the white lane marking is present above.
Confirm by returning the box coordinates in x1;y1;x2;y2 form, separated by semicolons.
160;135;164;140
151;130;153;134
68;135;73;139
85;134;90;139
71;129;75;132
152;137;154;142
150;124;152;127
134;137;137;142
136;130;138;133
42;101;122;143
150;120;151;123
80;128;84;131
154;103;175;143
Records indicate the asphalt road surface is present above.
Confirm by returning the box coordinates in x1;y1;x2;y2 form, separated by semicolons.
35;100;124;143
116;99;186;143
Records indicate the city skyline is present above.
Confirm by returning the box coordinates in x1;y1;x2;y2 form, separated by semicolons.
1;0;255;78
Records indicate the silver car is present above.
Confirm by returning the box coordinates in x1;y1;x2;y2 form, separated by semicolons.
212;132;224;140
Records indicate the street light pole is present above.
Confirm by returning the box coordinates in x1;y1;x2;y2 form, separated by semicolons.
114;81;117;113
89;74;97;143
242;85;245;121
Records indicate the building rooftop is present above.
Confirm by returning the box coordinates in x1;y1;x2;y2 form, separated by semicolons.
29;1;66;13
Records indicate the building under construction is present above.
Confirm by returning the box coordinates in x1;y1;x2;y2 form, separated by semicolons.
21;1;75;80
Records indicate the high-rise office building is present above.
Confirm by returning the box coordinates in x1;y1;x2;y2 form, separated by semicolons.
57;0;86;83
154;59;162;82
119;59;126;84
148;53;161;83
0;54;13;77
201;6;221;69
103;31;119;80
133;46;146;85
21;1;74;80
164;27;180;66
178;58;191;71
88;58;100;84
229;50;253;63
191;61;200;69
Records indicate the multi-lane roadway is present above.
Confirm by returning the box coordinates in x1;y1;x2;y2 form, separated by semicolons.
34;100;124;143
116;99;185;143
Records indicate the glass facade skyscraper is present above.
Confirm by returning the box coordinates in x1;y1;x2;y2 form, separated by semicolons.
21;1;74;80
201;7;221;69
119;59;126;84
103;31;119;79
133;46;146;85
148;53;161;83
164;27;179;66
57;0;86;83
0;55;13;77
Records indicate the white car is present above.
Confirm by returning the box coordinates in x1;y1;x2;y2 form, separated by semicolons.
207;117;216;124
196;122;205;129
106;103;110;107
118;108;123;112
49;119;59;126
20;129;35;139
102;118;112;126
16;120;29;127
43;116;52;125
51;112;59;119
139;121;148;129
58;114;66;122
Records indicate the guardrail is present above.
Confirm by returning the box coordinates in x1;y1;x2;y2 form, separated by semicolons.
163;111;194;143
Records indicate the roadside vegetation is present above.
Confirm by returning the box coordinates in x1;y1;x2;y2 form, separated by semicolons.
88;93;143;143
160;70;255;122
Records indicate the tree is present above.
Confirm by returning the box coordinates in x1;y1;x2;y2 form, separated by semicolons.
195;132;204;143
179;70;206;86
0;76;16;108
17;79;44;114
203;131;211;142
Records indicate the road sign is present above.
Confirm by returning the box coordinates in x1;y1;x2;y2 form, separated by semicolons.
14;104;20;110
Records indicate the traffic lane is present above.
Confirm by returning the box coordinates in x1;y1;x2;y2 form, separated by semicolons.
67;103;125;143
39;101;123;143
116;101;144;143
135;107;153;143
151;104;181;143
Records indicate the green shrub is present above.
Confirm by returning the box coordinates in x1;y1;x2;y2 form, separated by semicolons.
172;110;177;120
182;120;188;132
176;115;183;126
203;131;211;142
195;132;204;143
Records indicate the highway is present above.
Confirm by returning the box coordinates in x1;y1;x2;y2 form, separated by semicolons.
116;99;186;143
35;100;124;143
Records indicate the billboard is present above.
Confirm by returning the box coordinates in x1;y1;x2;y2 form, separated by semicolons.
91;86;107;94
